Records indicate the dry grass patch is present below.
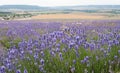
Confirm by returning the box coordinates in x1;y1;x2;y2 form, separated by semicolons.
31;13;106;19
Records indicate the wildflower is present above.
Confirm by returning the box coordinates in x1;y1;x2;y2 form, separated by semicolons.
16;69;21;73
114;55;118;59
56;48;60;52
108;40;113;47
84;43;89;49
107;47;111;52
118;50;120;54
85;56;89;60
76;36;80;41
41;51;44;57
39;65;44;71
73;60;76;64
59;52;63;61
0;66;6;72
24;68;28;73
40;58;44;65
70;67;75;73
69;42;74;49
62;48;66;52
34;53;38;60
89;43;95;50
81;60;84;64
50;51;55;56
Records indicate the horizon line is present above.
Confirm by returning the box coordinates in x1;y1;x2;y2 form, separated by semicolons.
0;4;120;7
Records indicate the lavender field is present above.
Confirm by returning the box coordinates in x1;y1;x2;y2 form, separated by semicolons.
0;20;120;73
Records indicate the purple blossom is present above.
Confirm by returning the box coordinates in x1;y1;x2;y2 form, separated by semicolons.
73;60;76;64
40;58;45;65
114;55;118;59
59;52;63;61
24;68;28;73
70;67;75;73
39;65;44;71
56;48;60;52
0;66;6;72
40;51;45;57
16;69;21;73
118;50;120;54
81;60;84;64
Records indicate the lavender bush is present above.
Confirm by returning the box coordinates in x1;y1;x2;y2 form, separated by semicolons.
0;20;120;73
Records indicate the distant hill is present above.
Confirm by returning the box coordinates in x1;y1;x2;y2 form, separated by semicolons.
53;5;120;10
0;5;49;11
0;5;120;11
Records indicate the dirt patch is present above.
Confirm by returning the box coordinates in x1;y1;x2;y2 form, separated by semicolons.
15;13;120;20
31;13;106;19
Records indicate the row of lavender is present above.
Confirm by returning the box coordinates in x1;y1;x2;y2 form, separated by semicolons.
0;20;62;39
0;20;62;49
0;20;120;73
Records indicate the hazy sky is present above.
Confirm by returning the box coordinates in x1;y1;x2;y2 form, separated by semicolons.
0;0;120;6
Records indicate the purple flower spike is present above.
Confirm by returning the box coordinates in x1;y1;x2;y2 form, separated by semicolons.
24;68;28;73
114;55;118;59
59;52;63;61
73;60;76;64
118;50;120;54
0;66;6;72
40;58;45;65
16;69;21;73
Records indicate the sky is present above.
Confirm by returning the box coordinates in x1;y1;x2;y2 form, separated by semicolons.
0;0;120;6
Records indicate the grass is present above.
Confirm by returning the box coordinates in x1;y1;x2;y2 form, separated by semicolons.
11;45;120;73
0;37;21;49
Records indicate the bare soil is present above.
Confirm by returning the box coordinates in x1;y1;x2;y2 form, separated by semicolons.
31;13;106;19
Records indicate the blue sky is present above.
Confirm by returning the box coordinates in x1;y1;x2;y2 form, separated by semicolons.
0;0;120;6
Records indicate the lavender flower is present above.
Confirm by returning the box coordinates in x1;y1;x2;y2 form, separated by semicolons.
0;66;6;72
118;50;120;54
70;67;75;73
16;69;21;73
40;58;45;65
73;60;76;64
59;52;63;61
24;68;28;73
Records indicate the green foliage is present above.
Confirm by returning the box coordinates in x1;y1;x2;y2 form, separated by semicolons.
0;37;21;49
0;37;11;49
14;45;120;73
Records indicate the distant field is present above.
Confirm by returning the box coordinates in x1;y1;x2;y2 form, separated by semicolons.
1;5;120;20
29;13;120;20
31;13;104;19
